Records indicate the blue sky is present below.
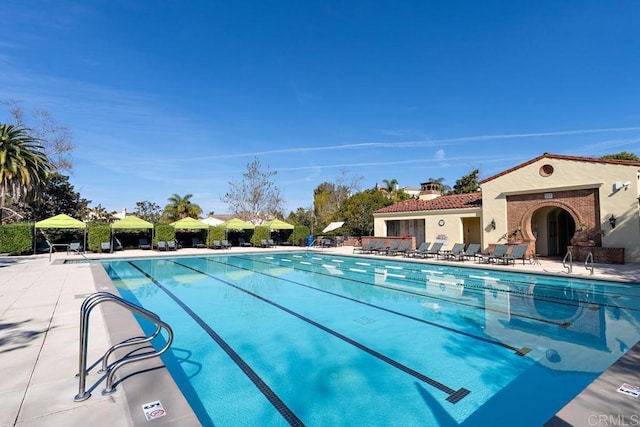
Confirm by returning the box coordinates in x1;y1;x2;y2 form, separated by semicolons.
2;1;639;216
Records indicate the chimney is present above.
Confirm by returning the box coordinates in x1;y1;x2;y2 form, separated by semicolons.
418;181;442;200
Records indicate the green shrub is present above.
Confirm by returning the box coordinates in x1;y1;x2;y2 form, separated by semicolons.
88;224;111;252
155;224;175;245
208;226;226;246
0;222;34;255
251;225;270;246
291;225;310;246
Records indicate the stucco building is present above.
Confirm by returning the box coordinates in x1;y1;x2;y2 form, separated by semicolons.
373;153;640;263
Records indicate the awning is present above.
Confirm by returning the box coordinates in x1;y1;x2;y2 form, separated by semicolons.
322;221;344;233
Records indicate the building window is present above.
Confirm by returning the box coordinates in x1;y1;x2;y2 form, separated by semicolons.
539;164;554;177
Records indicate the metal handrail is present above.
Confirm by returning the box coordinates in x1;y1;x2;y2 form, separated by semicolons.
74;292;173;402
585;251;594;275
562;251;573;274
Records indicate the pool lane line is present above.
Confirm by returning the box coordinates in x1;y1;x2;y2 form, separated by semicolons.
302;253;637;302
127;262;305;427
271;254;636;315
210;257;532;356
229;255;571;330
239;256;573;328
172;260;471;404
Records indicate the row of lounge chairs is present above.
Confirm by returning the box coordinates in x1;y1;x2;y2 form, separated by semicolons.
406;242;480;261
354;240;528;265
156;240;178;251
260;239;276;248
353;239;413;256
476;244;528;265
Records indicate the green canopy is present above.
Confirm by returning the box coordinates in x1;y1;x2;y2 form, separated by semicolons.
111;215;153;230
35;213;86;229
171;217;209;230
34;214;87;256
220;218;255;230
263;219;294;230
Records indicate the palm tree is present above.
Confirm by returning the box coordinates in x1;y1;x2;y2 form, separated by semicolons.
0;124;52;223
163;193;202;221
381;178;399;195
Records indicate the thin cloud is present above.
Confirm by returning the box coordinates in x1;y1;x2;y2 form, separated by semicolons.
118;126;640;166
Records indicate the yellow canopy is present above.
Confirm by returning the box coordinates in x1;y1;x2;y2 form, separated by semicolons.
171;217;209;230
263;219;294;230
35;213;86;229
111;215;153;230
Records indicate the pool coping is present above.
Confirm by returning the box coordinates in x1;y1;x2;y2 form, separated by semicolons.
90;263;201;426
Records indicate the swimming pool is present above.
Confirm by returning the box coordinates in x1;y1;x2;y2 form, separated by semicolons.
102;252;640;426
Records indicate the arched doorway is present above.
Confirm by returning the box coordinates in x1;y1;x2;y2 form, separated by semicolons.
531;207;576;256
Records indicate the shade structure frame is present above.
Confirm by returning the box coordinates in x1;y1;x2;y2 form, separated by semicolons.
111;215;155;250
34;214;87;256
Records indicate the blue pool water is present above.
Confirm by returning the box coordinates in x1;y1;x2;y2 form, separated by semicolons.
102;252;640;426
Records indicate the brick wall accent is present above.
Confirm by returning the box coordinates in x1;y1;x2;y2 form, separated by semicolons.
505;189;601;257
569;246;625;264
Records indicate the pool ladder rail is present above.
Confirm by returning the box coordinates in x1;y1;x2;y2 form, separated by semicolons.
562;250;595;275
74;292;174;402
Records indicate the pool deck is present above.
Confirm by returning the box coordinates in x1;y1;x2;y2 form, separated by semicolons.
1;245;639;426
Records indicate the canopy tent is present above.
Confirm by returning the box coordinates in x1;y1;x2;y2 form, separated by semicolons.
322;221;345;233
170;217;209;230
171;217;210;247
262;219;294;230
111;215;154;250
220;218;255;243
34;214;87;255
35;213;86;229
111;215;153;230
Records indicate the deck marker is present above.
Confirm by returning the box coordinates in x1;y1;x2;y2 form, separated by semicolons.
617;383;640;398
142;400;166;421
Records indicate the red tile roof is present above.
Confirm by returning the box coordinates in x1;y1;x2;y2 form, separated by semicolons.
480;153;640;184
375;192;482;214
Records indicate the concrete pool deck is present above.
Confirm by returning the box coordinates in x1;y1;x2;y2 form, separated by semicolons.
1;245;639;426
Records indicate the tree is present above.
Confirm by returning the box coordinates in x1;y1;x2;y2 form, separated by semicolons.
3;100;74;172
163;193;202;222
312;169;363;231
287;206;315;232
22;173;90;221
335;189;393;236
380;177;411;202
601;152;640;161
381;178;398;194
449;169;480;195
222;157;284;224
0;124;53;223
313;182;339;228
134;201;163;223
86;204;113;223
